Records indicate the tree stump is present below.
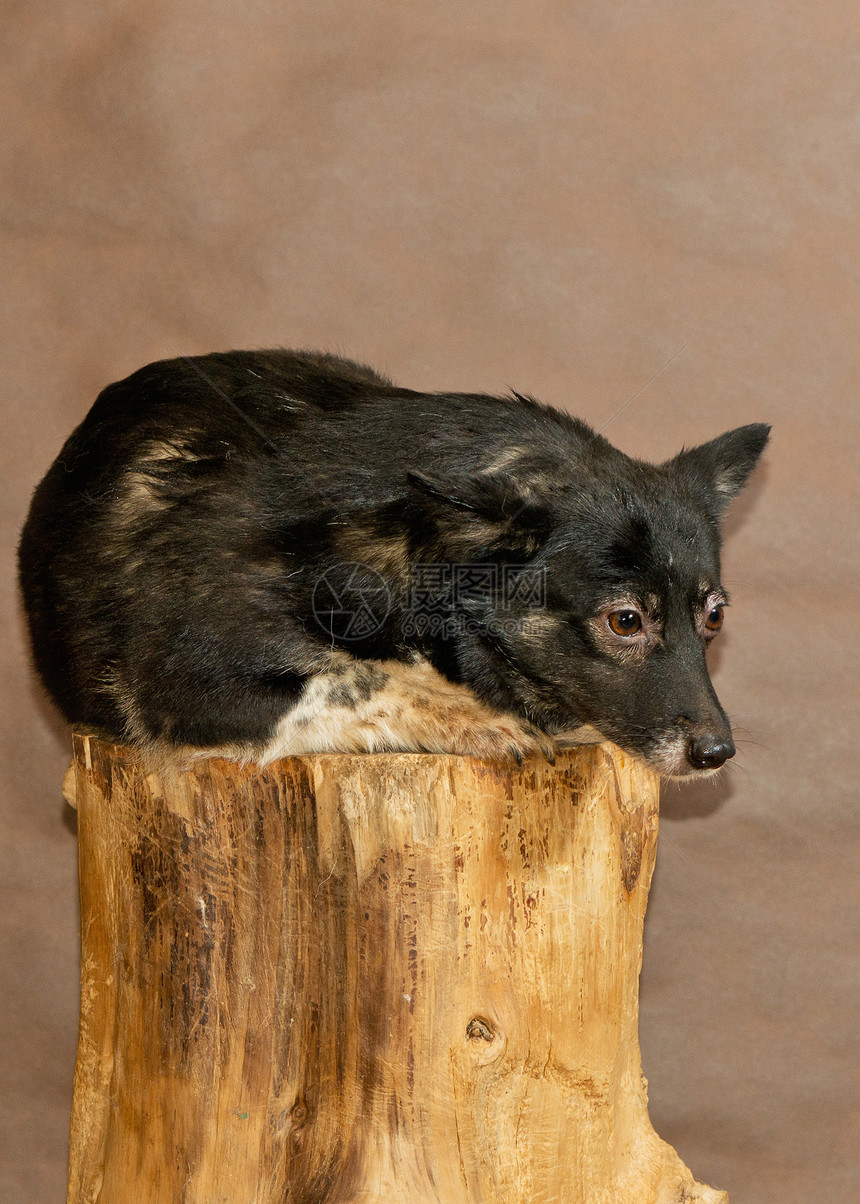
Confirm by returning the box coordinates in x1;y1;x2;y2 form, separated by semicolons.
65;733;727;1204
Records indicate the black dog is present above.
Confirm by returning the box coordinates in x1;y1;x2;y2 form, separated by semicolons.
18;350;768;776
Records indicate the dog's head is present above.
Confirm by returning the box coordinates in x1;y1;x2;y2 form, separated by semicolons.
409;420;769;777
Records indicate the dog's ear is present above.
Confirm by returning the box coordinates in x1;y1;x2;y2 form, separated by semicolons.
666;423;770;516
407;468;552;554
408;468;531;518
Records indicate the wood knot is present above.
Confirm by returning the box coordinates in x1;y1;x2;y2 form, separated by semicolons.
466;1017;495;1042
289;1098;309;1150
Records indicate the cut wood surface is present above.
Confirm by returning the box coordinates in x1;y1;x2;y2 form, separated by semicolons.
66;733;727;1204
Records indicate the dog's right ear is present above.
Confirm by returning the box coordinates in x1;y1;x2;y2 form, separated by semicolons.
407;468;552;555
666;422;770;517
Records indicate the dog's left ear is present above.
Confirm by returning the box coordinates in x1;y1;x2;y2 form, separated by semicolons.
407;468;552;554
666;422;770;516
408;468;532;518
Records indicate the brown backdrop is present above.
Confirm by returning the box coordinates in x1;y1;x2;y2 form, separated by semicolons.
2;4;858;1202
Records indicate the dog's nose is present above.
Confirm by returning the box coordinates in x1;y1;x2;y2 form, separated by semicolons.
686;731;735;770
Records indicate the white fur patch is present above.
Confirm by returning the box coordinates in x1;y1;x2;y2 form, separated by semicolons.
252;655;556;763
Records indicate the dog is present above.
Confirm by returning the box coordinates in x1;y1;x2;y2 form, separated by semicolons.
18;349;768;777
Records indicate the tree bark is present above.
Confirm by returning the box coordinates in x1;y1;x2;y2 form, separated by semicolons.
66;733;727;1204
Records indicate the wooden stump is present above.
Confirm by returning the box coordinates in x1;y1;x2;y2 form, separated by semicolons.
65;733;727;1204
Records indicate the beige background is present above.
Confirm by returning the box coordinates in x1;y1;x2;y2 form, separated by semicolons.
2;4;858;1201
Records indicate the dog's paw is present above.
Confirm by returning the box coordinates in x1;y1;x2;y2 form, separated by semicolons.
439;713;557;764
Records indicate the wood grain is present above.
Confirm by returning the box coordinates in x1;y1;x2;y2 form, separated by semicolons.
66;734;727;1203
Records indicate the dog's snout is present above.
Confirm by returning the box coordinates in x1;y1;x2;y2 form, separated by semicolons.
686;730;736;771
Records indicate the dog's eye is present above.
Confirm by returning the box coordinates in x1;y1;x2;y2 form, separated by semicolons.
704;605;724;633
608;610;643;636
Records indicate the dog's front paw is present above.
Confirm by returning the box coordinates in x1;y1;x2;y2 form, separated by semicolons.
440;713;557;764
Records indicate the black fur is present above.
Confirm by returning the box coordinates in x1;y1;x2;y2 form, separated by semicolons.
18;349;769;774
